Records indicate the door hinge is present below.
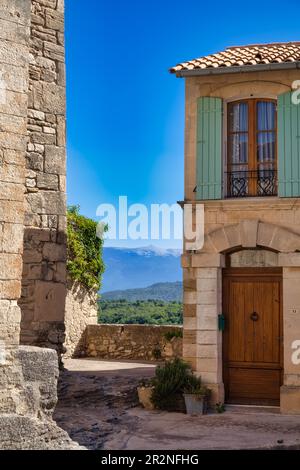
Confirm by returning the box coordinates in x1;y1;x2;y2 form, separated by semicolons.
218;314;225;331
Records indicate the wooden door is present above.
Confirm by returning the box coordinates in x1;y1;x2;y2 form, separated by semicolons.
223;268;283;405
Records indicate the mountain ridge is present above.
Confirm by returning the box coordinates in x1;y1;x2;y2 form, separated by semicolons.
102;245;182;292
102;281;183;302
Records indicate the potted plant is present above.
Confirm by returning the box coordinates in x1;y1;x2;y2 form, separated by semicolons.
137;379;155;410
183;378;211;416
151;358;197;412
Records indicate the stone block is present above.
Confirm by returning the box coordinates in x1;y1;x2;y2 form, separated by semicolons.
183;343;196;358
270;227;300;253
0;200;24;224
33;82;65;114
26;152;43;171
196;357;218;372
257;221;276;247
0;182;24;202
44;145;65;175
27;191;66;215
183;278;196;291
224;223;241;249
196;277;217;292
43;242;66;262
183;316;196;330
197;330;218;345
197;344;217;359
197;315;217;330
183;291;196;304
209;227;230;252
34;281;66;322
197;304;218;317
191;253;224;268
197;290;217;305
240;219;258;247
0;162;24;184
195;267;218;279
0;222;24;254
0;254;22;280
45;10;64;32
3;149;24;166
37;173;59;190
56;116;65;147
183;304;196;317
280;386;300;414
0;280;21;300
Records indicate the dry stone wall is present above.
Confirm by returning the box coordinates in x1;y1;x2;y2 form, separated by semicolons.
19;0;67;355
85;324;183;361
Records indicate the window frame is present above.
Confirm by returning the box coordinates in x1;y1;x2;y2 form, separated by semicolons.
225;97;277;198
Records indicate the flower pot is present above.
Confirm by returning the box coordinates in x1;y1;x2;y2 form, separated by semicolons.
137;386;155;410
183;393;208;416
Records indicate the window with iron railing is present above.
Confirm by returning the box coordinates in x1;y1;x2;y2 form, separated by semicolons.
226;99;277;197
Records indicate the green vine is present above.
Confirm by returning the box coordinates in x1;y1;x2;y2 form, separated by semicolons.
67;205;107;290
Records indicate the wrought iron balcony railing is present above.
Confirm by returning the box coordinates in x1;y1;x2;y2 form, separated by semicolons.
226;169;278;198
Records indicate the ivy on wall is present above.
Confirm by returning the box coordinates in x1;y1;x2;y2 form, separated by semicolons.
67;206;107;290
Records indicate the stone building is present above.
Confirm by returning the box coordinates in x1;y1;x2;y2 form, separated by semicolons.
0;0;76;448
171;43;300;414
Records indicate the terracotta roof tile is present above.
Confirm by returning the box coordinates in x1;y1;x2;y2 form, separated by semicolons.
170;42;300;74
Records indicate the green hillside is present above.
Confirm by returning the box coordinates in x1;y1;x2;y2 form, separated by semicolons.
102;281;182;302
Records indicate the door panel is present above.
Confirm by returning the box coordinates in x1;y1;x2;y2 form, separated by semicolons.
223;268;283;405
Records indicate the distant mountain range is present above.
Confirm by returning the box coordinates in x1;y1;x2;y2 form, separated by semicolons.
102;281;183;302
101;245;182;292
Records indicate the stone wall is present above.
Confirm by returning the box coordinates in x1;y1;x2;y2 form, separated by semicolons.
0;0;30;411
85;324;183;361
19;0;67;355
0;0;78;449
64;279;98;359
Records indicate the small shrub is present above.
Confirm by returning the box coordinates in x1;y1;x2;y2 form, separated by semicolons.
215;402;226;413
164;330;183;342
184;377;211;399
151;358;197;411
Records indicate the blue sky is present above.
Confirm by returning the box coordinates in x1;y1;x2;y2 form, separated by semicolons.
65;0;300;248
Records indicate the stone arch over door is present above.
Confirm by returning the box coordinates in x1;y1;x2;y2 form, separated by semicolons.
182;219;300;413
207;219;300;255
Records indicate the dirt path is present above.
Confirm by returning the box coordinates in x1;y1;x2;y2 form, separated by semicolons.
54;359;300;450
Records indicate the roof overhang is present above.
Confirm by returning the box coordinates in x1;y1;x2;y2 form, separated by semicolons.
171;61;300;78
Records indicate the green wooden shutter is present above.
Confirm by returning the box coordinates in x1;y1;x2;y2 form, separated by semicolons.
278;90;300;197
196;97;222;200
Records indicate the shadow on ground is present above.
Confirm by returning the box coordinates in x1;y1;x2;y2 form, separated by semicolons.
54;359;155;449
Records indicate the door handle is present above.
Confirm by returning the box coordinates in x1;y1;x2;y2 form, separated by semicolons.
250;312;259;321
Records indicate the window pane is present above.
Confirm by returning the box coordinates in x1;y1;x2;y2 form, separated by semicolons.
257;131;275;163
229;102;248;132
229;133;248;164
257;101;276;131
